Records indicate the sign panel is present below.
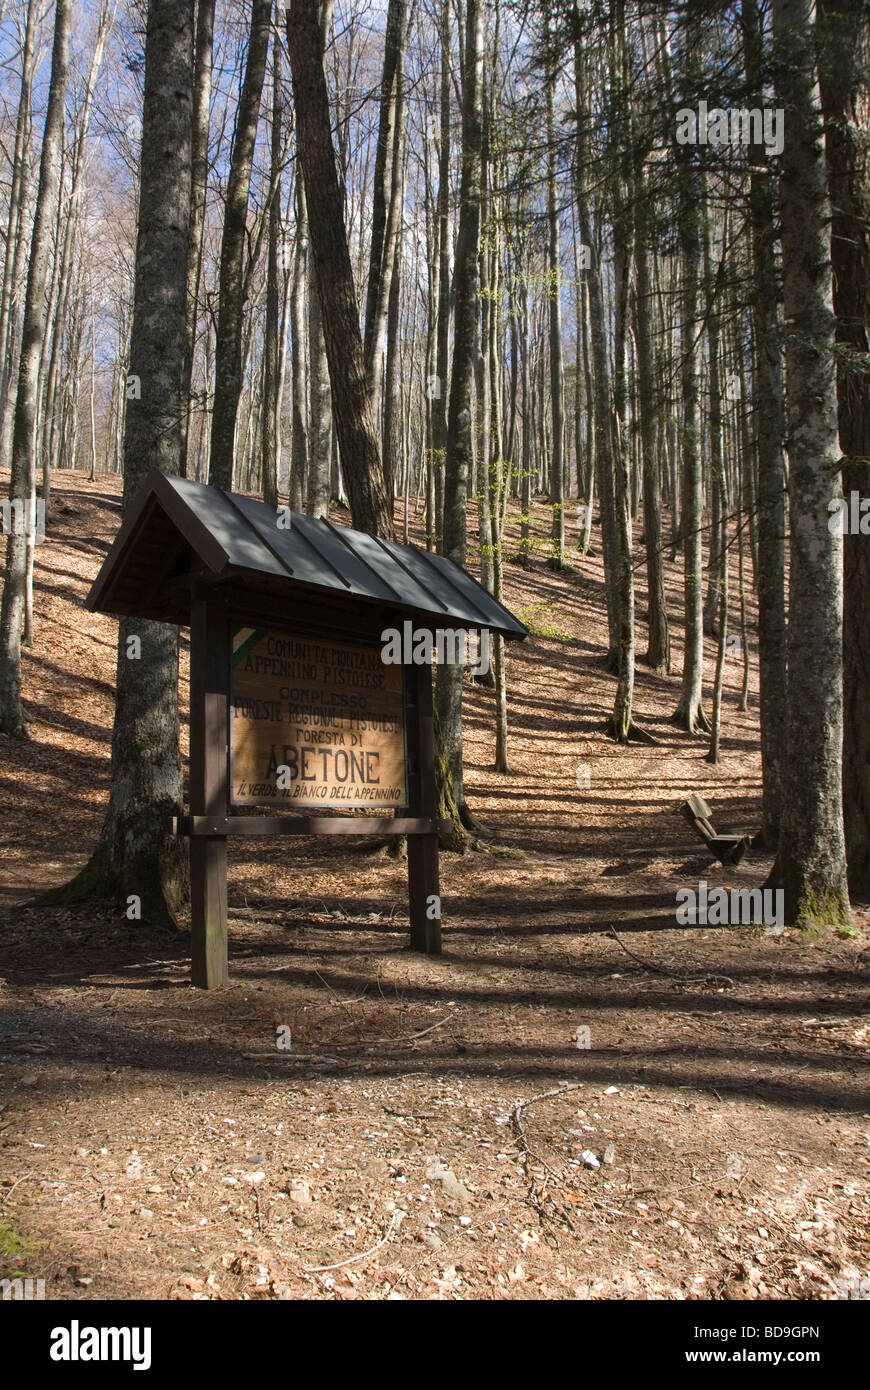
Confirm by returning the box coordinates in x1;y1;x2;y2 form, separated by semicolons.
230;626;407;809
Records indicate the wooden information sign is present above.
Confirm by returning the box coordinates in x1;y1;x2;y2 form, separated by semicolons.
86;472;528;990
230;626;407;809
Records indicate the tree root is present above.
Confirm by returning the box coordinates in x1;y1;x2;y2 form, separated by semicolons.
34;833;186;932
35;841;116;907
641;649;670;676
672;702;712;734
605;714;660;745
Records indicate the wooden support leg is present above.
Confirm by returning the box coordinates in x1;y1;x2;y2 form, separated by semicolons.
408;830;441;954
189;594;229;988
191;835;228;988
406;658;442;955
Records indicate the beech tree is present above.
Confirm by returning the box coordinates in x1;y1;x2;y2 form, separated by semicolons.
742;0;788;846
0;0;72;737
286;0;393;538
182;0;215;477
819;0;870;895
771;0;850;928
672;9;709;735
363;0;407;419
0;0;40;481
43;0;195;924
434;0;483;842
209;0;272;492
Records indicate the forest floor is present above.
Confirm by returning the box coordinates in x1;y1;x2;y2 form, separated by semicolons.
1;468;868;1302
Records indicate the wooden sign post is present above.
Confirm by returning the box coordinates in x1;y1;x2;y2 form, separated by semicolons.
183;594;442;989
405;658;440;956
189;593;230;989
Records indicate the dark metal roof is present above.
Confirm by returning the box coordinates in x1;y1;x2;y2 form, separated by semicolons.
86;469;528;640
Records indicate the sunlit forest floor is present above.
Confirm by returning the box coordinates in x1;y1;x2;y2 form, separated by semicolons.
1;468;868;1300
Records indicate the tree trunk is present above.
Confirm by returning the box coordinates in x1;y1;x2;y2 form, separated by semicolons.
578;272;595;554
546;35;565;570
672;31;709;734
517;277;532;564
702;192;725;642
363;0;407;420
607;3;641;740
819;0;870;897
742;0;788;845
573;23;620;666
289;176;308;511
303;2;333;522
286;0;393;537
770;0;850;930
182;0;215;477
306;272;332;517
42;0;113;511
609;238;636;739
705;206;729;763
0;0;72;737
40;0;195;928
635;238;669;672
0;0;39;479
707;481;729;764
262;35;284;508
382;226;403;502
476;72;494;597
435;0;484;842
488;197;510;771
432;0;451;550
209;0;272;491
